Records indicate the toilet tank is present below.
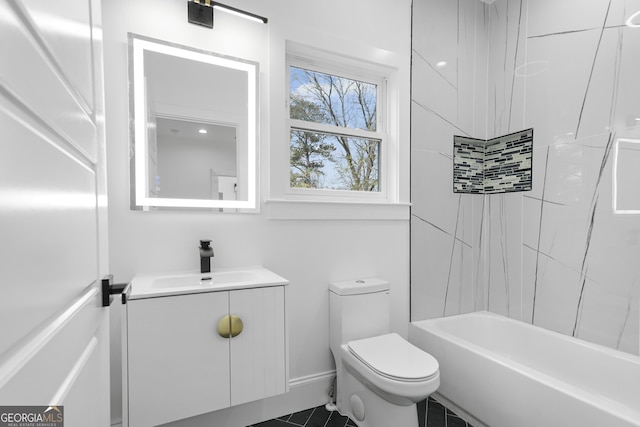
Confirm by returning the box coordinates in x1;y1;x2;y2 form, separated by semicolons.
329;278;390;348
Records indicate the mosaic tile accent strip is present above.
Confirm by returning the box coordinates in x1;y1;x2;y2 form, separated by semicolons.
452;136;486;194
453;128;533;194
484;129;533;193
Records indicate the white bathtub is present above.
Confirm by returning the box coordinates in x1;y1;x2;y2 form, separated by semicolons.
409;311;640;427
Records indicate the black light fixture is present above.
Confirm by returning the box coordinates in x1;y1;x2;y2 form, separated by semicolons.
188;0;213;28
188;0;268;28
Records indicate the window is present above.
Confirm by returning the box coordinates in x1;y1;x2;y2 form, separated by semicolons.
269;43;408;219
286;54;390;201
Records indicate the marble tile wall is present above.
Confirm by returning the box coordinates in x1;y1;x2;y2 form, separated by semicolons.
411;0;487;321
411;0;640;355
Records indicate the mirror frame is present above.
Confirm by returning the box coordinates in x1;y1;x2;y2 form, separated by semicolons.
128;33;259;210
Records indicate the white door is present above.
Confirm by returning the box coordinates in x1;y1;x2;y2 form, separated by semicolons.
0;0;110;426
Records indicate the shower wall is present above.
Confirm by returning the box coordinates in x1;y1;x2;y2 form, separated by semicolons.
411;0;640;355
411;0;488;320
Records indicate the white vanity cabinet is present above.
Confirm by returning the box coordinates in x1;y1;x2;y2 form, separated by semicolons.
125;283;287;427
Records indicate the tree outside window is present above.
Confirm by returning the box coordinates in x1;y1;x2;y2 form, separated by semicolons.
289;66;381;192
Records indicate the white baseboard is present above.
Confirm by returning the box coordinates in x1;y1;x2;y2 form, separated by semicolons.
289;370;335;389
120;370;336;427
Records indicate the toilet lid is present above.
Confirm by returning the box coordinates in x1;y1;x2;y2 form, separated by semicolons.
348;333;439;382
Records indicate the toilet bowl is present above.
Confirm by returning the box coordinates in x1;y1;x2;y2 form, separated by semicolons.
329;278;440;427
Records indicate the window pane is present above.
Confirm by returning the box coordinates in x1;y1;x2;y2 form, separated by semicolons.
290;129;380;192
290;66;377;132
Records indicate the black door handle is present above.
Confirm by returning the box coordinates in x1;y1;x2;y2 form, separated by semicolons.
101;275;131;307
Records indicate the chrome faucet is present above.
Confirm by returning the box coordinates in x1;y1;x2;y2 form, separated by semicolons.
199;239;214;273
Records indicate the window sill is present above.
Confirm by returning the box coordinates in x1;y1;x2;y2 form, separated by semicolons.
265;199;411;220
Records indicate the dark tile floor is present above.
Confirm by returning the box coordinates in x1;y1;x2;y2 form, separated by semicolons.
249;397;473;427
249;404;356;427
419;397;473;427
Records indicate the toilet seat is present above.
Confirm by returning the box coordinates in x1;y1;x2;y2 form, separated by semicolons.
347;333;439;382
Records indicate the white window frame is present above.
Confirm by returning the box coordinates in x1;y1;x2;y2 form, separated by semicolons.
283;47;399;204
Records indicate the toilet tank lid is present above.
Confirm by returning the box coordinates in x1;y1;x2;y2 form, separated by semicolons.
330;278;389;295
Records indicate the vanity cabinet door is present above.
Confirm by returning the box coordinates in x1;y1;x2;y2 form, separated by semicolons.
229;286;287;405
127;291;230;426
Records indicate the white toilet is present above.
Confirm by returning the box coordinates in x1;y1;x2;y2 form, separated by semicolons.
329;278;440;427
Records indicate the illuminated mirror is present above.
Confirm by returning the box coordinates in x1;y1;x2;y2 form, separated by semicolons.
128;34;258;211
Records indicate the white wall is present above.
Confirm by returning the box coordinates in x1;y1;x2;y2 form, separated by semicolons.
103;0;411;424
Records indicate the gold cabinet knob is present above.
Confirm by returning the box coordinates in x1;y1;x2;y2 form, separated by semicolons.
217;315;231;338
229;314;243;337
217;314;243;338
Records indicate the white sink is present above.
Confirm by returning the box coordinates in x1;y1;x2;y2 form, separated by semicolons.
128;266;289;299
152;270;260;289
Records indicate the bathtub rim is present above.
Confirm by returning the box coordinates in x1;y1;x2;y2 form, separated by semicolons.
409;310;640;426
411;310;640;365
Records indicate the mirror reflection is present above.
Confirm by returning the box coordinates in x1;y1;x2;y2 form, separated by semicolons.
129;34;258;210
152;118;237;201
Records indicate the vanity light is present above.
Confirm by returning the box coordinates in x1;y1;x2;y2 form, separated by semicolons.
198;129;208;134
626;10;640;27
212;2;268;24
187;0;267;28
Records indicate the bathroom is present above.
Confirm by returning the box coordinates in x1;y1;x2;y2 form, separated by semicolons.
0;0;638;426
